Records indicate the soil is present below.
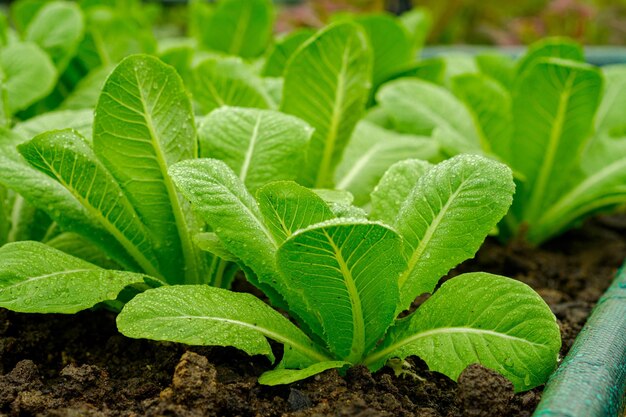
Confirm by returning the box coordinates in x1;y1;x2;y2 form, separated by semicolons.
1;215;625;417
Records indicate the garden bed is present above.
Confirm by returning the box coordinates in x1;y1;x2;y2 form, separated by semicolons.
2;214;624;417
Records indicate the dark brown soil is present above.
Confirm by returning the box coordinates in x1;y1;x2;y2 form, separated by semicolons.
1;215;625;417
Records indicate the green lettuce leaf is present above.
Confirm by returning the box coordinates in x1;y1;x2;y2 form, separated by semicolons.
335;120;438;206
117;285;331;364
0;42;56;112
511;58;602;225
191;57;273;113
281;22;372;188
0;241;148;314
277;219;406;362
394;155;514;310
197;0;273;58
93;54;203;284
18;129;161;277
366;273;560;392
256;181;334;245
198;107;312;192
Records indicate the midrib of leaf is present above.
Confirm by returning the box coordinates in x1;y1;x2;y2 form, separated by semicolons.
398;186;464;289
147;314;331;363
364;326;545;367
524;74;575;221
7;195;24;243
315;43;350;188
220;180;277;250
239;114;261;184
322;229;365;363
336;143;381;190
228;3;251;56
33;148;161;278
134;70;201;284
2;269;98;289
265;200;293;240
536;159;626;236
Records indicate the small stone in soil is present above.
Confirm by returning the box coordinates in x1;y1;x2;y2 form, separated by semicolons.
288;388;312;411
457;363;514;417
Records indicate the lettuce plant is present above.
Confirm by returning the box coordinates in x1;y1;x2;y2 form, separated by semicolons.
117;154;560;391
0;54;312;313
374;38;626;244
0;2;563;392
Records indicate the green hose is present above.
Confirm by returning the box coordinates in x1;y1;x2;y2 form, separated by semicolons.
533;264;626;417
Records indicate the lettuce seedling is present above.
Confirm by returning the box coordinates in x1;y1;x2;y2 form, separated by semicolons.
0;55;312;313
117;154;561;392
374;38;626;244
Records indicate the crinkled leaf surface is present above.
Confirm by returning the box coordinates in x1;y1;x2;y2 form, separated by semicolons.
370;159;432;225
117;285;330;364
169;159;287;305
335;120;438;206
18;129;160;277
0;128;138;271
366;273;560;392
277;220;406;362
0;241;147;314
94;54;201;284
281;22;372;188
256;181;334;245
170;159;276;279
198;107;312;192
511;59;602;226
394;155;514;310
198;0;273;58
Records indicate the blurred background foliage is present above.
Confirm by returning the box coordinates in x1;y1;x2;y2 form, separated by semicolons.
2;0;625;46
132;0;626;46
251;0;626;45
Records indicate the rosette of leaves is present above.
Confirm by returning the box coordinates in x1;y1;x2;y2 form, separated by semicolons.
0;54;312;313
372;37;626;244
117;154;561;392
